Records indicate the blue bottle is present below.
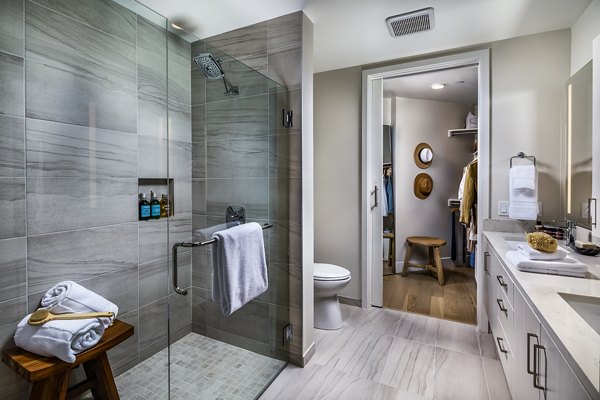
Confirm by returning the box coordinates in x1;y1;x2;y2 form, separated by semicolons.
150;190;161;219
139;193;151;221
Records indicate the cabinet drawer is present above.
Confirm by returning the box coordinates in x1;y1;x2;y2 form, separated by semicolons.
495;283;514;346
491;252;514;308
493;317;515;387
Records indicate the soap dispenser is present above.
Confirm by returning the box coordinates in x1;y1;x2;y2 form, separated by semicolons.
150;190;161;219
139;193;151;221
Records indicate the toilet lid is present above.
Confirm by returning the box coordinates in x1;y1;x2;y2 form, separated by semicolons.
314;263;351;281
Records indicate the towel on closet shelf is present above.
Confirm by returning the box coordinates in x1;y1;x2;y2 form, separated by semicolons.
212;222;268;316
508;165;538;220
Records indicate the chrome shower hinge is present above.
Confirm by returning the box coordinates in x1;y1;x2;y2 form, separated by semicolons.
282;109;293;128
283;324;293;345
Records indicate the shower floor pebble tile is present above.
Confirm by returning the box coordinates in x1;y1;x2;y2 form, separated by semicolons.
84;333;285;400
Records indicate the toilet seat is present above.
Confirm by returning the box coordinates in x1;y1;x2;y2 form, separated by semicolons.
314;263;351;281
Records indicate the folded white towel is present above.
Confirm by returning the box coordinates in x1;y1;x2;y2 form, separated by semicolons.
509;165;538;220
40;281;118;328
517;244;568;261
14;315;105;363
212;222;268;316
506;251;587;278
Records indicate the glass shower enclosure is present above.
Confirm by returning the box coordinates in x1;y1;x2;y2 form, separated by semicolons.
0;0;293;398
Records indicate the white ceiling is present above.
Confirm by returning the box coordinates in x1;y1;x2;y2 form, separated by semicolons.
383;66;478;104
135;0;591;73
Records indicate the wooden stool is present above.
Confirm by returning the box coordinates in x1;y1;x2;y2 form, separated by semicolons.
401;236;447;286
2;320;133;400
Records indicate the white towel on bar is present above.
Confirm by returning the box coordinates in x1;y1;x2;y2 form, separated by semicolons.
508;165;538;220
40;281;118;328
511;165;536;190
506;251;587;278
14;315;106;363
211;222;268;316
517;243;568;261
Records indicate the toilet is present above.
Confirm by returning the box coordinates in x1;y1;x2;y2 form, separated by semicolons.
314;263;351;330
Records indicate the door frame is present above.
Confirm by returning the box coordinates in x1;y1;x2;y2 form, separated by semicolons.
361;50;491;331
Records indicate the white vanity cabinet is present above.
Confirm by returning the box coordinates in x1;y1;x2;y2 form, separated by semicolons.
483;239;594;400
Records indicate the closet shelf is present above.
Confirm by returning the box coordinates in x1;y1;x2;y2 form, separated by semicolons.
448;128;478;137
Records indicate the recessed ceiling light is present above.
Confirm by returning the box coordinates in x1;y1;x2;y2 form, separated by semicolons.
431;83;445;90
171;23;183;30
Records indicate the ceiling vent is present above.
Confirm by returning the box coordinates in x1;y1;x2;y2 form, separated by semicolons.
386;7;435;37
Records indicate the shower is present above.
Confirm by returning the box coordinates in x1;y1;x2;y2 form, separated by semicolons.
193;53;240;96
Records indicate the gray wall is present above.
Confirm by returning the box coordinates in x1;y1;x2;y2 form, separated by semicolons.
314;29;571;301
0;1;193;398
189;11;305;364
392;97;472;268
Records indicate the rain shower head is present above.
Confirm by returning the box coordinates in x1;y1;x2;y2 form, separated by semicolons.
193;53;224;79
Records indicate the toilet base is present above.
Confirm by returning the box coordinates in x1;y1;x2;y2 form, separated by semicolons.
314;295;344;330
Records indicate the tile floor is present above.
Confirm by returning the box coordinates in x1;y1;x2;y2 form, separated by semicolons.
259;304;511;400
90;333;286;400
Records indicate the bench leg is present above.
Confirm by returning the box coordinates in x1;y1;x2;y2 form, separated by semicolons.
83;352;120;400
401;243;412;277
30;371;70;400
434;246;445;286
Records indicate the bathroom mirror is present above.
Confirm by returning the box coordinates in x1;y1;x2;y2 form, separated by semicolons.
565;60;593;228
414;142;434;168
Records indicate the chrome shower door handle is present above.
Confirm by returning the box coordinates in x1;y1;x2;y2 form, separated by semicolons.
172;243;189;296
371;186;379;210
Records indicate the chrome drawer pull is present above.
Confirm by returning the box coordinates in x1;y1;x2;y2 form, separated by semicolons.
496;275;507;288
496;298;508;313
496;337;508;354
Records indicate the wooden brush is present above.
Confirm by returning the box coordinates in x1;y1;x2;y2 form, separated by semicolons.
28;309;114;326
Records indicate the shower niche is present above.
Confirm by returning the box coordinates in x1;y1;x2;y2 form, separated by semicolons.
138;178;175;220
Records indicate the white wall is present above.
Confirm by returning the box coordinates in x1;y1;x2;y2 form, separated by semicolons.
393;98;472;267
571;0;600;74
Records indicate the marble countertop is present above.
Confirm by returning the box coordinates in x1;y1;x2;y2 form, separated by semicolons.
484;230;600;396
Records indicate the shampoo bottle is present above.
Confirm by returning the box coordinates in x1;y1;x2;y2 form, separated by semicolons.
139;193;151;221
150;190;161;219
160;194;169;218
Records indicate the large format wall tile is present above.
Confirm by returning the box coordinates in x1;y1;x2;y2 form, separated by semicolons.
191;69;206;106
207;137;268;178
267;12;302;53
0;296;27;350
268;46;302;90
269;178;301;222
139;257;168;307
138;136;168;178
25;2;137;132
26;177;137;235
206;22;267;66
0;237;26;302
192;179;206;215
174;178;192;214
167;31;190;69
0;115;24;177
137;15;167;99
169;139;192;179
0;0;24;56
0;52;24;117
139;297;168;350
139;219;167;264
138;92;167;138
204;59;269;103
107;309;138;366
206;95;268;141
27;222;138;294
206;178;268;219
79;266;139;315
269;134;301;179
26;118;137;178
206;297;269;344
29;0;136;44
0;178;25;240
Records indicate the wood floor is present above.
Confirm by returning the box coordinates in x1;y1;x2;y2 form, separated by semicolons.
383;260;478;325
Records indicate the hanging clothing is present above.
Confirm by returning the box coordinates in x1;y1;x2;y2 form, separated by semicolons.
385;171;394;213
381;175;389;216
459;159;478;252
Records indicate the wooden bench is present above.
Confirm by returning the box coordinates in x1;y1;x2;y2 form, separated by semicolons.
2;320;133;400
401;236;447;286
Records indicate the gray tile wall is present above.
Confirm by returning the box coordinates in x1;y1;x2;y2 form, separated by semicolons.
0;1;192;398
190;11;304;364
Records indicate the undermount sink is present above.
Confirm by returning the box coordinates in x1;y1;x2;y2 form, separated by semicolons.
558;292;600;335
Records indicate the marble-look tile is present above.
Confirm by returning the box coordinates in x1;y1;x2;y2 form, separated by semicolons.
206;22;267;65
0;0;24;56
191;69;206;106
0;178;25;240
192;103;205;140
0;115;24;178
168;60;191;143
26;118;137;178
207;137;268;178
434;348;489;400
268;303;289;361
206;95;268;141
174;178;192;214
26;177;137;235
27;223;138;294
436;319;480;356
139;297;168;349
30;0;137;44
340;303;371;328
169;139;192;179
269;178;301;222
332;330;394;381
192;179;206;215
192;138;206;179
204;58;269;103
478;332;500;360
107;309;138;366
0;296;27;350
167;31;190;69
138;136;168;178
269;89;302;135
268;46;302;90
270;220;302;265
139;258;168;307
138;92;167;138
139;218;167;264
267;261;290;306
378;338;435;397
206;296;269;344
394;312;439;346
269;133;302;179
206;178;269;219
191;287;207;334
111;354;139;378
0;52;24;117
267;12;302;53
169;249;191;294
25;2;137;132
355;307;401;337
205;326;270;357
0;237;26;302
482;357;511;400
312;327;357;367
137;15;166;99
168;213;193;249
139;335;167;363
168;292;192;332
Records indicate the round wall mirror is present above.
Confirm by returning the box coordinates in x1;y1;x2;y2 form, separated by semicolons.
414;143;434;169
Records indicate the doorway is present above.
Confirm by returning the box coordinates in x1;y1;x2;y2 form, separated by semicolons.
361;51;490;331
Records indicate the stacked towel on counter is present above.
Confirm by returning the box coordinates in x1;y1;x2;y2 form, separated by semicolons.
14;281;118;363
508;165;538;220
506;251;587;278
212;222;268;316
516;243;568;261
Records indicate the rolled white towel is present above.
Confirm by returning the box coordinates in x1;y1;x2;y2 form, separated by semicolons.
14;315;105;363
40;281;118;328
517;243;568;261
